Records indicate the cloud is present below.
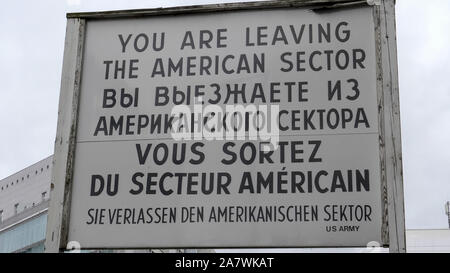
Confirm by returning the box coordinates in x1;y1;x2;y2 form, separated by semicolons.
67;0;81;6
397;0;450;229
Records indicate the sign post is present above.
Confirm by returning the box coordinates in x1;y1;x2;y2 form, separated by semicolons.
45;0;405;252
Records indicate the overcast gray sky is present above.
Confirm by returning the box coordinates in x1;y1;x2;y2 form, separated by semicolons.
0;0;449;230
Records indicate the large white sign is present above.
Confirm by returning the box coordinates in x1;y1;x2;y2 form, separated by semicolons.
62;4;386;248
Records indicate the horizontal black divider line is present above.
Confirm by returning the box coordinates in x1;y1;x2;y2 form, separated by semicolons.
76;132;380;144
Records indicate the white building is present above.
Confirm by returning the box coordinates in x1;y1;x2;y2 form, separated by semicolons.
0;156;448;253
406;229;450;253
0;156;52;252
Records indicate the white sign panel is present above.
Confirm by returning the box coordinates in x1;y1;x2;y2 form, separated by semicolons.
66;5;384;248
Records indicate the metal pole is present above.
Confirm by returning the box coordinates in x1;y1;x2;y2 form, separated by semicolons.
446;202;450;229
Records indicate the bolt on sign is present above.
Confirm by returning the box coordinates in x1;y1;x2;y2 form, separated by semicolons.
45;0;406;252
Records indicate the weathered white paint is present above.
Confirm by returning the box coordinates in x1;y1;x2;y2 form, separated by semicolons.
44;18;85;253
378;0;407;253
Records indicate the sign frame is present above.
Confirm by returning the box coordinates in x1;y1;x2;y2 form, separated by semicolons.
45;0;406;253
